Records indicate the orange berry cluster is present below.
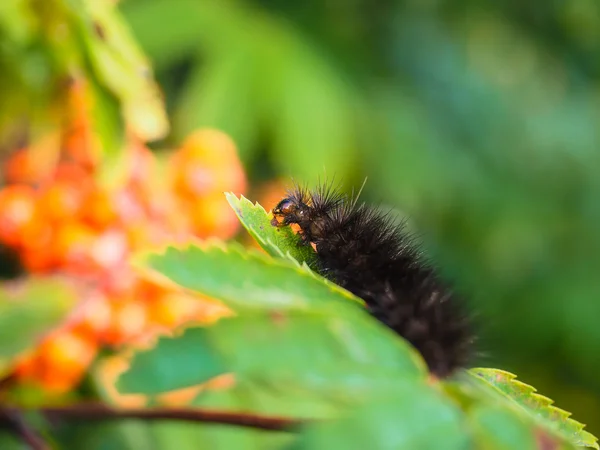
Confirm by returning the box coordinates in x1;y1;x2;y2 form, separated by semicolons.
1;84;245;393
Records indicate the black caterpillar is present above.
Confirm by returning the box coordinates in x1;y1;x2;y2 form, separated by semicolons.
271;183;474;377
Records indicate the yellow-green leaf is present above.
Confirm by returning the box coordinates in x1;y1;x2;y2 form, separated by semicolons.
470;368;598;449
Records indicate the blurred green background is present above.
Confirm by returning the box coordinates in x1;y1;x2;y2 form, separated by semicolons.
120;0;600;435
1;0;599;442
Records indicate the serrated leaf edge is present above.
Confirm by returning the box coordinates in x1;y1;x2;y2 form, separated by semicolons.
225;192;365;306
134;238;365;309
470;368;599;449
225;192;313;262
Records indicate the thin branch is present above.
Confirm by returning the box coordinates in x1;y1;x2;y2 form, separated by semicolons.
1;404;303;432
0;408;50;450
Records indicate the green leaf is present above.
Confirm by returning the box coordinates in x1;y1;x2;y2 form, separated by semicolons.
292;380;469;450
266;38;358;184
118;311;425;398
121;0;247;69
57;421;157;450
193;379;337;419
136;240;363;312
87;75;124;159
467;405;538;450
151;421;292;450
224;193;316;266
173;52;259;161
0;431;24;450
0;278;77;375
69;0;169;141
115;325;226;396
224;193;360;310
470;368;599;449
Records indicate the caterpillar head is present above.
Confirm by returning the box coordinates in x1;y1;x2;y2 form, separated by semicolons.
270;197;311;228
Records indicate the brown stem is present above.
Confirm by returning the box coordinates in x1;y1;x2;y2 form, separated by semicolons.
1;404;303;432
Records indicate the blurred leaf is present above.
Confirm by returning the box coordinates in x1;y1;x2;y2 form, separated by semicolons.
116;325;225;395
124;0;359;177
70;0;168;141
0;432;24;450
224;193;316;267
56;421;156;450
470;368;599;449
0;0;35;45
467;405;539;450
267;40;358;184
134;241;364;312
118;311;425;397
121;0;245;68
151;421;292;450
173;51;259;160
87;75;125;159
194;379;335;419
0;278;77;375
291;380;468;450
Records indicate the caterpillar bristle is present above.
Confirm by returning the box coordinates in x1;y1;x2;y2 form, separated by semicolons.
272;182;474;377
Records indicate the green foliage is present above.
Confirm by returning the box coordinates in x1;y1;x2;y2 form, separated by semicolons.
150;421;293;450
120;0;600;436
0;278;77;376
119;307;425;400
466;405;539;450
121;0;358;175
117;194;598;449
224;192;363;304
470;369;599;449
225;192;316;266
3;0;599;447
0;0;167;157
71;0;168;142
290;382;469;450
135;241;364;313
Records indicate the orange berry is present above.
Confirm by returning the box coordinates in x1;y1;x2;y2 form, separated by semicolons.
38;331;96;368
52;221;97;271
0;185;38;247
179;129;240;164
173;162;246;199
99;263;137;298
135;278;169;302
13;351;40;381
37;182;82;223
37;330;98;392
3;149;46;185
52;162;93;189
187;194;240;239
79;188;116;229
89;229;128;269
113;189;147;224
170;129;247;198
73;293;112;339
21;247;56;273
102;300;149;346
124;222;149;249
18;203;58;272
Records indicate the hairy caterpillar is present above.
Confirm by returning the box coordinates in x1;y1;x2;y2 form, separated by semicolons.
271;183;474;377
